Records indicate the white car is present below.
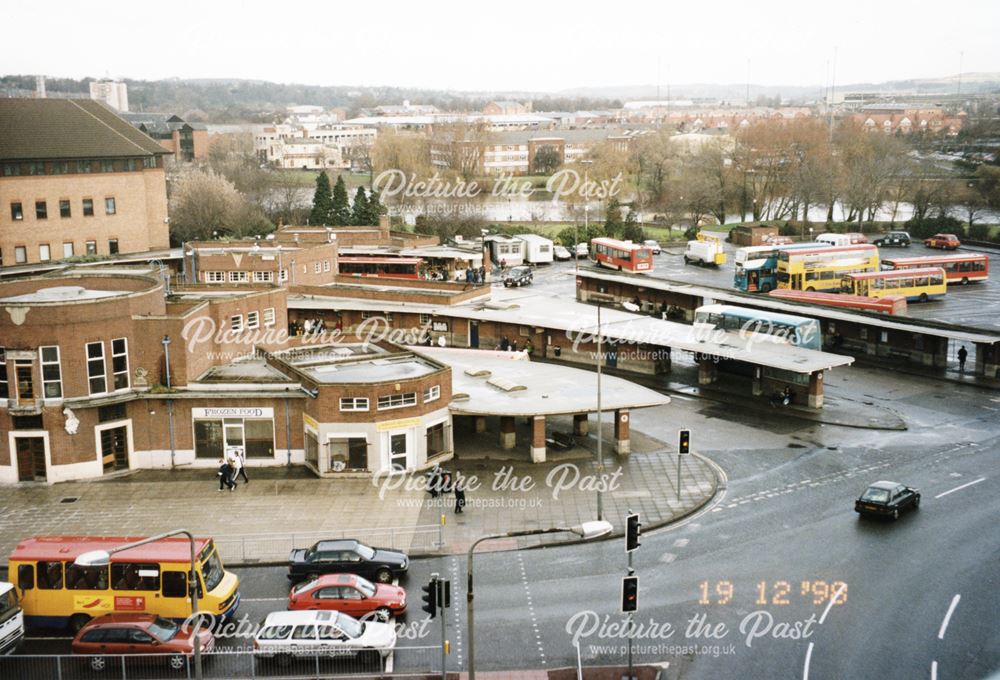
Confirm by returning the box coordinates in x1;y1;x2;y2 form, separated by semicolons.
575;243;589;258
553;245;572;261
254;610;396;668
643;239;662;255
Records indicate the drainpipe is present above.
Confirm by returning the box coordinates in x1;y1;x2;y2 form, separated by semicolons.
162;335;176;468
284;398;292;466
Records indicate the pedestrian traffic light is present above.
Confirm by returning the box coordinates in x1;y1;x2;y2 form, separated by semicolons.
622;575;639;613
421;577;438;618
626;513;641;552
678;429;691;455
437;578;451;609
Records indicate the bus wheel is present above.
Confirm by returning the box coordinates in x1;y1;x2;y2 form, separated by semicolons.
70;614;91;632
761;284;772;293
806;287;815;292
961;277;969;285
919;293;928;302
89;656;108;672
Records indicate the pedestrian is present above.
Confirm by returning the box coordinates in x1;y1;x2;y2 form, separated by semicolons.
454;480;466;514
233;448;249;485
426;464;441;498
217;458;235;492
524;339;534;356
510;340;518;352
500;335;510;351
958;346;968;372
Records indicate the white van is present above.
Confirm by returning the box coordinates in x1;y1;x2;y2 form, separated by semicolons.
254;610;396;668
0;582;24;655
815;233;851;247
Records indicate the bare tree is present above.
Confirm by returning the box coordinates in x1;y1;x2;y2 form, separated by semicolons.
168;168;271;244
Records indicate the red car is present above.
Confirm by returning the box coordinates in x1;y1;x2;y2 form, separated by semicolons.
924;233;961;250
72;614;214;671
288;573;406;620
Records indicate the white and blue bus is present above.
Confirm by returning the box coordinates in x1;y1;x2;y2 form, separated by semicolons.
693;304;822;351
0;582;25;655
734;243;830;293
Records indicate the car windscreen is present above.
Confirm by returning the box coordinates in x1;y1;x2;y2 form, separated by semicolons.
335;612;363;639
148;617;180;642
861;487;891;503
293;578;319;595
201;550;225;592
356;578;377;598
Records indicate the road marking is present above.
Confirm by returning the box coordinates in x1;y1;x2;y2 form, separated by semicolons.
802;642;814;680
240;597;287;602
931;660;938;680
938;595;961;640
25;636;73;640
935;478;986;499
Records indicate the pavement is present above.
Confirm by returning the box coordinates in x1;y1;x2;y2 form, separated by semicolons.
0;413;720;568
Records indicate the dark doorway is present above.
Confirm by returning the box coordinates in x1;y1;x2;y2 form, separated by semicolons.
16;437;46;482
100;426;129;473
469;321;479;348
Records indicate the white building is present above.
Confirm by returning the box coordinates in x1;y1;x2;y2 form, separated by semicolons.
89;79;129;112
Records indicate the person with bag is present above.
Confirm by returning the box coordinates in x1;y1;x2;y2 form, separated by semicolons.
217;458;235;492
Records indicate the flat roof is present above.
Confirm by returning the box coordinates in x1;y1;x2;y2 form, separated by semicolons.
0;285;125;303
416;347;669;417
197;359;293;384
302;355;439;384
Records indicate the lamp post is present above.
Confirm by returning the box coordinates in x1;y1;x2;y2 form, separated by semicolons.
162;335;176;469
578;160;594;277
75;530;205;679
466;521;612;680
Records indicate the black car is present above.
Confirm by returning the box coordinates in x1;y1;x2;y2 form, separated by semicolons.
288;539;408;583
855;480;920;520
872;231;911;248
503;265;533;287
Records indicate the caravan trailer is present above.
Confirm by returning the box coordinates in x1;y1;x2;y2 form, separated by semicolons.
515;234;554;265
485;235;525;267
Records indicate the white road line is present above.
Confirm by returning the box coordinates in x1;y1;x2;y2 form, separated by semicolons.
935;478;986;499
240;597;287;602
931;660;938;680
25;636;73;640
938;595;961;640
802;641;814;680
819;583;847;625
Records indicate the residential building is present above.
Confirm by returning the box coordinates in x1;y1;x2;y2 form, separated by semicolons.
119;113;209;162
0;99;170;267
89;79;129;112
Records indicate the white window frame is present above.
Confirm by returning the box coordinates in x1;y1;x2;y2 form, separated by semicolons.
229;271;249;283
339;397;370;412
231;315;244;332
111;337;129;390
0;348;7;400
246;311;260;330
419;314;432;325
423;385;440;403
314;262;322;274
323;260;331;272
377;392;417;410
279;269;288;283
263;308;276;327
86;341;107;395
206;271;225;283
253;271;274;283
40;345;62;399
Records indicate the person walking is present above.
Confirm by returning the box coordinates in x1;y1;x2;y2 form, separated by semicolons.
217;458;235;492
958;346;968;372
233;449;249;485
454;480;466;514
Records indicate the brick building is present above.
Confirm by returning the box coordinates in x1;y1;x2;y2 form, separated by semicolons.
0;99;170;267
119;113;210;163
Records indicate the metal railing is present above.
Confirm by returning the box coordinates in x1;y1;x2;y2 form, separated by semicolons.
0;646;442;679
215;525;444;564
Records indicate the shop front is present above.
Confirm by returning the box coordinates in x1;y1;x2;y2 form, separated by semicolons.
192;407;276;463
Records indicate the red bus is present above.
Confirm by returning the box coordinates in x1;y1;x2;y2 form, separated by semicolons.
337;256;422;280
590;238;654;273
881;253;988;285
768;288;908;315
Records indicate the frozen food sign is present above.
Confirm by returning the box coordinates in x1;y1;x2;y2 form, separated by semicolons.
192;407;274;419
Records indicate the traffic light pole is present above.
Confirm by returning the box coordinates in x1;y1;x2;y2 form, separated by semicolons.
440;582;447;680
626;510;635;680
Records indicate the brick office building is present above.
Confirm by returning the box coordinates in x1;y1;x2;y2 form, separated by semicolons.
0;99;170;267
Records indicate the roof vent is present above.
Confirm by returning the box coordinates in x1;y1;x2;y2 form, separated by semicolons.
464;368;492;377
451;392;470;401
487;376;526;392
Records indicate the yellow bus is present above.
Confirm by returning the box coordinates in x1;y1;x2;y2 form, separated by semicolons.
776;245;880;292
9;536;240;631
840;267;947;302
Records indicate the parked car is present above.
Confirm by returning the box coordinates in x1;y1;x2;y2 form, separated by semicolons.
72;614;214;672
855;481;921;520
643;239;662;255
845;232;868;244
503;265;534;287
574;243;589;258
924;233;961;250
288;539;408;583
289;574;406;620
816;233;852;247
762;234;794;245
553;245;573;261
253;610;396;668
872;231;911;248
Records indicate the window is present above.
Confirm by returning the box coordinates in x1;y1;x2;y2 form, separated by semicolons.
419;314;432;325
112;338;129;390
101;160;114;173
63;242;74;258
37;243;50;261
108;239;119;255
323;260;331;272
52;162;69;175
246;311;260;330
86;241;97;255
124;159;137;172
37;561;64;589
423;385;440;403
427;421;447;459
161;572;187;598
361;311;373;320
76;160;92;174
377;392;416;410
40;346;62;398
35;201;47;219
10;202;22;220
59;200;71;218
229;271;248;282
339;397;369;412
279;269;288;283
82;199;94;216
244;418;274;458
3;163;21;176
64;562;108;590
314;262;322;274
14;246;27;264
206;271;225;283
105;197;116;215
0;348;7;399
98;403;126;422
143;157;157;169
263;308;276;327
28;162;45;176
230;315;243;332
87;342;107;394
252;271;274;283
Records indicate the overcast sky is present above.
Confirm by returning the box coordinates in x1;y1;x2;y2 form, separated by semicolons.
4;0;999;93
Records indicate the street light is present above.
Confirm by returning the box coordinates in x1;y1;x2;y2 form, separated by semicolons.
466;521;612;680
578;160;594;278
74;530;206;680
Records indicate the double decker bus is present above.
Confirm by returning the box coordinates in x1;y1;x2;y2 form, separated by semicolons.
693;304;822;350
776;244;880;292
734;242;830;292
0;582;24;655
881;253;988;285
590;238;654;273
9;536;240;631
768;288;908;315
840;267;947;302
338;256;422;280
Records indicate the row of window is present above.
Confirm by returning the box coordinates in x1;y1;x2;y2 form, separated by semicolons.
10;197;115;221
229;308;277;333
338;385;440;412
0;340;128;401
2;158;156;177
313;260;333;274
205;270;287;284
4;239;119;265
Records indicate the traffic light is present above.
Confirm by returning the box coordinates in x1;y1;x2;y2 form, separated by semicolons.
437;578;451;609
621;575;639;613
678;429;691;455
421;577;439;618
626;513;641;552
